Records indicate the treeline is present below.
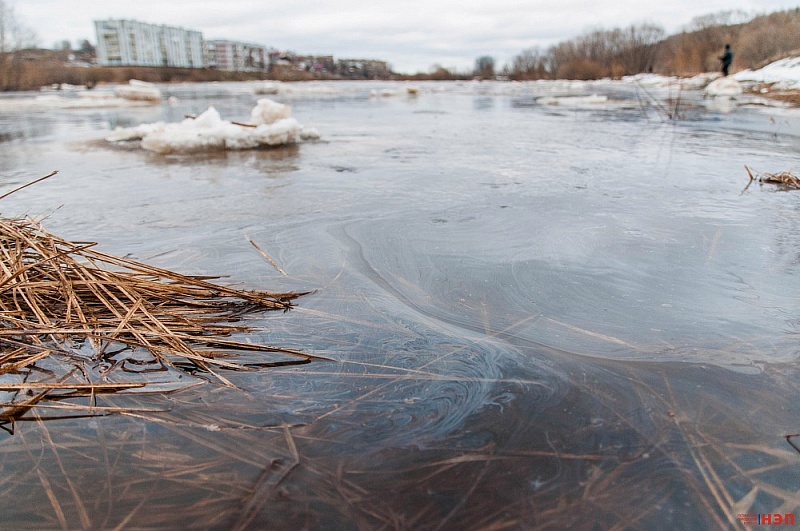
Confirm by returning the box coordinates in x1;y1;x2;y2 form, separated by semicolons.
505;8;800;80
507;24;663;80
0;50;283;91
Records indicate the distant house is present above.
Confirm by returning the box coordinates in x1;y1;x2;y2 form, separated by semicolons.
297;55;335;73
94;19;204;68
205;40;269;72
336;59;391;79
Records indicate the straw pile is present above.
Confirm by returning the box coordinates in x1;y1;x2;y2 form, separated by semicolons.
0;195;315;422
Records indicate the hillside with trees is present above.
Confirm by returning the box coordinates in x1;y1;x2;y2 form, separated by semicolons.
504;8;800;80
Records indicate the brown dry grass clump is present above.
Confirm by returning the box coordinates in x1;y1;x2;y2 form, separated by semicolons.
0;174;318;424
744;166;800;190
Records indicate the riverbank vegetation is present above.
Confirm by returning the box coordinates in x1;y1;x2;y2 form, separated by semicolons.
504;8;800;80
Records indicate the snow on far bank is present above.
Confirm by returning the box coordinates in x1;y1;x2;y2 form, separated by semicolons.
106;98;319;154
734;56;800;90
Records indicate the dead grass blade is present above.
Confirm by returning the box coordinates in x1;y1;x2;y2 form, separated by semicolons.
247;238;287;276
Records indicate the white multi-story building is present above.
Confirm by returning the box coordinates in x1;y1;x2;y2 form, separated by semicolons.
205;40;269;72
94;19;205;68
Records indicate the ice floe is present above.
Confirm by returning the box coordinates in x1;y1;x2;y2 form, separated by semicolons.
253;82;281;95
106;98;319;154
113;79;162;102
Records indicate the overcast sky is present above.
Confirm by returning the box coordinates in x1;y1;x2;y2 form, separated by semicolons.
13;0;800;73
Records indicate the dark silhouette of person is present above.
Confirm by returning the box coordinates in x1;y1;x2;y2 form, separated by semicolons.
719;44;733;77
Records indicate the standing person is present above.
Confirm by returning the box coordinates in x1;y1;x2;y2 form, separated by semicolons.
719;44;733;77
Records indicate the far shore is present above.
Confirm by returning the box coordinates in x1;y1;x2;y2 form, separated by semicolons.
3;61;799;108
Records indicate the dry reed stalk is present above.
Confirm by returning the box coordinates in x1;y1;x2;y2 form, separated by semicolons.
0;196;318;422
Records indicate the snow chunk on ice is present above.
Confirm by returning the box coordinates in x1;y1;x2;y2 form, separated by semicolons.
250;98;292;125
254;82;281;95
679;73;719;90
704;77;743;97
114;80;162;102
106;98;319;154
622;73;676;87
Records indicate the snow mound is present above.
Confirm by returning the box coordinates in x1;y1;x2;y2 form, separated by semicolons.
106;98;319;154
114;80;162;102
680;73;719;90
250;98;292;124
705;77;743;97
734;56;800;89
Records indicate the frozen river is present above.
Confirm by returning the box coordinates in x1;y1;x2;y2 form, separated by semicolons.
0;79;799;529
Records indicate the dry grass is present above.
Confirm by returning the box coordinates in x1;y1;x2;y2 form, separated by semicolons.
751;87;800;108
0;173;320;424
743;166;800;192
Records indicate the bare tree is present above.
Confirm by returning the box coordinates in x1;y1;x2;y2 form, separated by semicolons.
616;24;665;74
509;46;549;79
0;1;39;91
0;0;7;54
474;56;495;79
0;0;37;52
538;23;665;79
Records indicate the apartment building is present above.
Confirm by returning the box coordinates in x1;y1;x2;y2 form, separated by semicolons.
205;40;269;72
94;19;205;68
